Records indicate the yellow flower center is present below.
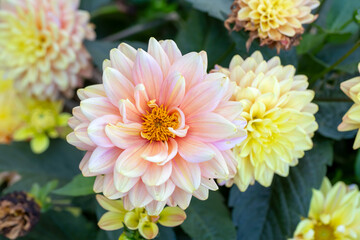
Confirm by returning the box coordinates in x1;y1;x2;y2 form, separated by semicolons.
30;108;56;132
141;103;179;142
314;224;335;240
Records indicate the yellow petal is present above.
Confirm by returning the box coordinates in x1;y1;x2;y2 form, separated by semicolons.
30;134;50;154
96;195;126;214
138;221;159;240
98;212;124;231
158;207;187;227
124;211;140;230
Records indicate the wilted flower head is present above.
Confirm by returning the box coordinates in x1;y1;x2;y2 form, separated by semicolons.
338;64;360;149
97;195;186;240
291;178;360;240
0;0;95;99
0;192;41;240
213;51;318;191
0;75;25;143
13;99;71;154
225;0;320;51
67;38;247;215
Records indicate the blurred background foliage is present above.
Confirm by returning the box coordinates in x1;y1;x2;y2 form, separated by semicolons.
0;0;359;239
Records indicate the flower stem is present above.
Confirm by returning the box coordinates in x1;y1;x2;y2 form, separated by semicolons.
310;40;360;84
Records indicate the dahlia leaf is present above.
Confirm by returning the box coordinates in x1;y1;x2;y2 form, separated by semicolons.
53;174;95;197
229;140;333;240
181;191;236;240
184;0;233;21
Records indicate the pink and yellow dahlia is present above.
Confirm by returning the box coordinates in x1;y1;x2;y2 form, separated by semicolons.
0;0;95;99
67;38;247;215
226;0;320;51
213;51;318;191
338;64;360;149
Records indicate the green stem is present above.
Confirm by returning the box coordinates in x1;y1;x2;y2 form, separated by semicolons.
310;40;360;84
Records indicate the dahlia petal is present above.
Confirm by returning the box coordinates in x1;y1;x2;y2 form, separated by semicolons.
103;174;127;199
119;99;143;124
158;207;187;227
79;151;95;176
105;122;144;149
214;101;243;121
103;67;135;106
109;48;134;81
193;185;209;200
158;71;185;109
94;176;104;193
88;147;121;174
72;106;88;123
201;177;219;191
146;180;176;201
187;112;237;142
80;97;118;121
115;145;149;178
169;52;205;91
88;115;121;148
141;141;169;164
167;188;192;209
128;182;153;208
171;156;201;193
148;37;171;76
98;212;124;231
96;194;126;213
78;85;106;100
200;147;229;179
177;137;215;163
180;76;229;117
74;123;96;147
159;40;182;64
146;201;167;216
114;171;139;193
132;49;163;100
118;42;137;61
141;161;173;186
138;221;159;240
134;84;150;115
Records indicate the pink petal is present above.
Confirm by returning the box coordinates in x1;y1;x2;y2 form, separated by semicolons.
68;116;81;129
72;106;88;122
158;71;185;109
118;42;137;62
105;122;144;149
212;130;247;150
204;73;234;101
81;97;118;121
148;38;171;76
160;40;182;64
122;196;135;211
93;175;104;193
146;180;175;201
74;122;96;147
199;146;229;179
177;137;215;163
119;99;142;124
167;188;192;209
132;49;163;100
201;177;219;191
79;151;97;177
77;84;106;100
141;141;169;164
180;77;229;118
165;138;178;163
88;115;121;148
187;112;237;142
114;171;139;193
134;84;150;115
171;155;201;193
129;182;153;208
141;161;173;186
67;132;95;151
115;145;149;178
222;150;238;178
169;52;205;91
193;185;209;200
109;48;134;81
88;147;122;174
146;201;167;216
103;174;127;199
214;101;243;121
103;67;135;106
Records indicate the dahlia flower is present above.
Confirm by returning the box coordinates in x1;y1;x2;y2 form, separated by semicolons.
97;195;186;240
291;178;360;240
225;0;320;51
67;38;247;214
338;64;360;149
0;74;25;144
0;0;95;99
13;99;71;154
213;51;318;191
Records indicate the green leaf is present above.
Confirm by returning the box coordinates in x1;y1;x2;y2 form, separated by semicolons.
296;32;327;55
355;150;360;182
30;180;59;211
184;0;233;21
0;139;83;191
181;191;236;240
229;139;333;240
53;174;95;197
85;40;147;70
326;0;360;31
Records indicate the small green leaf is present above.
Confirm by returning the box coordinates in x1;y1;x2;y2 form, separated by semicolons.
181;191;236;240
53;174;95;197
184;0;233;21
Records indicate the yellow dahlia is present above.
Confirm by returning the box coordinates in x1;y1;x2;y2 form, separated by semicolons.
291;178;360;240
226;0;320;51
338;64;360;149
0;73;25;143
97;195;186;240
213;51;318;191
0;0;95;99
13;99;71;154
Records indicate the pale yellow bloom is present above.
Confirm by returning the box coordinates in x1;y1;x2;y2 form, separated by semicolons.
338;64;360;149
13;99;70;154
291;178;360;240
0;0;95;99
226;0;320;51
0;73;25;143
96;195;186;240
213;51;318;191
